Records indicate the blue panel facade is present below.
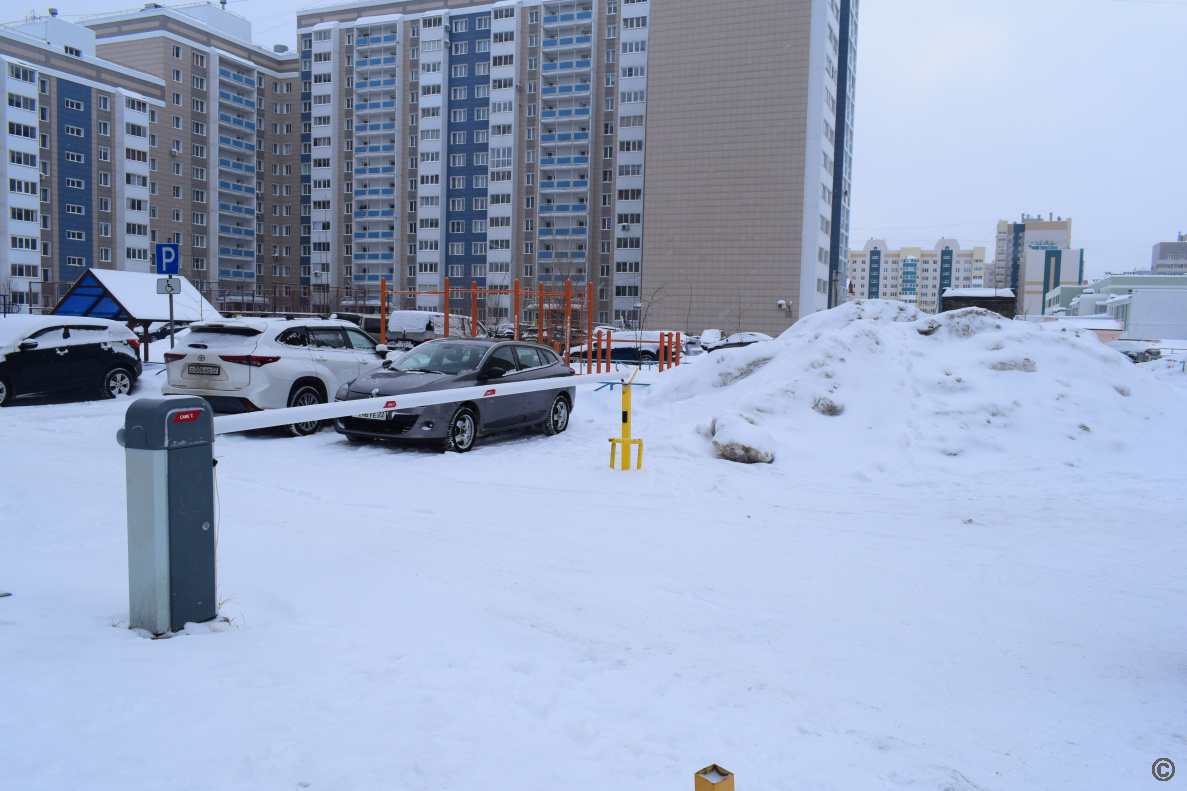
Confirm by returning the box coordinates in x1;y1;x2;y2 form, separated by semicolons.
1009;224;1025;294
938;247;953;311
827;0;854;308
299;32;312;288
868;248;880;298
445;11;491;304
1042;249;1061;315
57;80;92;283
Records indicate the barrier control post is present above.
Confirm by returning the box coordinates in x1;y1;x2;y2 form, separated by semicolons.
608;369;645;470
117;397;218;636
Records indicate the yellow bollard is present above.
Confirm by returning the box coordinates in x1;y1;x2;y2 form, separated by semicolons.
608;370;644;469
694;765;734;791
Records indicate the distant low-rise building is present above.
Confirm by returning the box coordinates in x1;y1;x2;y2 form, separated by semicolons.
1045;273;1187;340
1151;234;1187;274
848;238;987;314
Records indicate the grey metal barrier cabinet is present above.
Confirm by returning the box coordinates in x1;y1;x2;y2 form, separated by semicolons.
117;397;217;635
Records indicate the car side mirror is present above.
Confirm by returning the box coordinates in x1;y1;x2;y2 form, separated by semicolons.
381;359;393;369
483;367;506;380
19;339;37;350
375;344;388;354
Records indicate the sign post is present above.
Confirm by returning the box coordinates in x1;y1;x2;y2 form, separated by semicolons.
155;244;181;349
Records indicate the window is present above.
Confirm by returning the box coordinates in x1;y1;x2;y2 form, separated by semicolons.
192;76;206;90
623;15;647;28
606;25;617;38
622;40;647;54
7;64;35;83
492;55;514;67
620;90;645;104
7;122;36;139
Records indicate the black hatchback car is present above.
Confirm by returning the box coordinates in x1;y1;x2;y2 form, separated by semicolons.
334;338;576;452
0;315;143;406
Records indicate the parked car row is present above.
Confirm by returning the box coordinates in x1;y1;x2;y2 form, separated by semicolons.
0;315;142;406
3;311;772;455
159;316;576;451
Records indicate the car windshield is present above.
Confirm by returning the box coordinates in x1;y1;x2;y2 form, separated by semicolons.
391;342;488;375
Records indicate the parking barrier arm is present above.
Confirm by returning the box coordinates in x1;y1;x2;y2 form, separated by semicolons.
211;371;622;435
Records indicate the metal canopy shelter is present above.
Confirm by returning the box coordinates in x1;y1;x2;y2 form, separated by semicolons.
52;269;220;361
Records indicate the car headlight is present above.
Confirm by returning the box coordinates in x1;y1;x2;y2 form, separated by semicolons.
335;383;349;402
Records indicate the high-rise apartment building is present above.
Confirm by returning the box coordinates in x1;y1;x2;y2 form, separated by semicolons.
87;5;303;311
989;214;1072;305
847;238;987;313
1;6;303;314
1;16;164;311
3;0;856;331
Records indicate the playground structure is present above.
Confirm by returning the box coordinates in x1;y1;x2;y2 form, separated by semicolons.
375;277;683;375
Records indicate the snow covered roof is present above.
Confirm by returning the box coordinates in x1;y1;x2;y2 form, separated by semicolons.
942;288;1016;298
52;269;220;324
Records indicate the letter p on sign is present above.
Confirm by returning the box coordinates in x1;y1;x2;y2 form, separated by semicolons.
156;243;180;275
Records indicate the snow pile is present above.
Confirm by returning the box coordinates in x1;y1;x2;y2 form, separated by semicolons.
648;300;1185;471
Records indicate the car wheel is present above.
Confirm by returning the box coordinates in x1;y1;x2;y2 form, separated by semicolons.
639;350;656;363
285;384;324;437
101;367;135;399
445;405;478;453
543;394;570;436
0;376;10;406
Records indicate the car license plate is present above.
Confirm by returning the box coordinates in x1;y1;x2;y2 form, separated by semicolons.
356;411;390;420
187;364;221;376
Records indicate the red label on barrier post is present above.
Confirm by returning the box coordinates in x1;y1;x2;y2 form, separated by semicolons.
171;410;202;424
384;401;398;409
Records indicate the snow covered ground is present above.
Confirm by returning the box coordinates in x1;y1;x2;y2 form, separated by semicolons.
1;302;1184;790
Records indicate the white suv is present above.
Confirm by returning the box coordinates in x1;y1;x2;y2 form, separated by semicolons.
162;317;386;435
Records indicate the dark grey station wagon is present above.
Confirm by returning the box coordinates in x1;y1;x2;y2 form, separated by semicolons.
334;338;576;452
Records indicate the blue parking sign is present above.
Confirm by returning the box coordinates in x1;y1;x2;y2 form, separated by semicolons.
155;243;180;275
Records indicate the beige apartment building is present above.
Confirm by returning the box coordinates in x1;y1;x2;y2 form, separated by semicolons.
641;0;858;335
847;238;987;314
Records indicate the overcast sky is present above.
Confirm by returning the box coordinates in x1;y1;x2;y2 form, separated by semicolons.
847;0;1186;278
46;0;1187;278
